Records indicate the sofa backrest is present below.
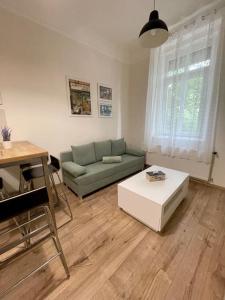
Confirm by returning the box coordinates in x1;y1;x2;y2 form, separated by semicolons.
94;140;112;161
71;143;96;166
61;138;127;166
60;151;73;163
111;138;126;156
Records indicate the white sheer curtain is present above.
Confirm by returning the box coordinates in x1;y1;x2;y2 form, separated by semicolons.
144;10;225;163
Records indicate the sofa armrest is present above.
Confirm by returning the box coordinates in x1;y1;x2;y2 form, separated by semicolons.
126;147;145;157
62;161;87;178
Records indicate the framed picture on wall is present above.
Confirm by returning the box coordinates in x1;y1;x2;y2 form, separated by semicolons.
98;101;112;118
67;77;92;116
98;83;112;101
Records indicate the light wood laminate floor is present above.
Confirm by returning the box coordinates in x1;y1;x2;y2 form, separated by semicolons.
1;181;225;300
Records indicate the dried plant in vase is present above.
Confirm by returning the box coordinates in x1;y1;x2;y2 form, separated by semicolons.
1;126;12;149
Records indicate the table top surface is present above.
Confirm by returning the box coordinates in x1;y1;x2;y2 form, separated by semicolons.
118;165;189;205
0;141;48;165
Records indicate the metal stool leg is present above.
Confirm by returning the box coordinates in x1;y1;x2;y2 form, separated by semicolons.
49;173;59;205
0;191;4;200
44;206;70;278
13;217;30;248
19;171;25;194
55;172;73;220
23;180;32;246
3;186;9;198
19;168;23;193
0;183;9;200
0;203;70;298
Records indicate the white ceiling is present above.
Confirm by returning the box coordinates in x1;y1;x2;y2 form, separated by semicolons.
0;0;222;62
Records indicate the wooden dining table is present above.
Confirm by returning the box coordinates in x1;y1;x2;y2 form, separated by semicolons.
0;141;56;223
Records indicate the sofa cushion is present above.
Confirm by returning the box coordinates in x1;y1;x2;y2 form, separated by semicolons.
71;143;96;166
94;140;111;161
111;138;126;156
102;156;122;163
62;161;86;178
74;154;144;185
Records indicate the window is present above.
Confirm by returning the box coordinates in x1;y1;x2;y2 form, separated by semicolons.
162;47;211;139
144;14;223;163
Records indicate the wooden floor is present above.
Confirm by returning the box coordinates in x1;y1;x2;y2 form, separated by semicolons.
1;181;225;300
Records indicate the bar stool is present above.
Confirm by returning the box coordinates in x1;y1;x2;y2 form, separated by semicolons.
22;156;73;222
19;158;42;193
0;177;30;248
0;187;70;298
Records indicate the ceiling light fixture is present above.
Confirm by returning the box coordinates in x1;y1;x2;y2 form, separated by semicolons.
139;0;169;48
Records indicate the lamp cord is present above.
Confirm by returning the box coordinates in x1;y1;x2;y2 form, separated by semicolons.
154;0;156;10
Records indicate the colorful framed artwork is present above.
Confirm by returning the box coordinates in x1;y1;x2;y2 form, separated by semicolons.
67;78;92;116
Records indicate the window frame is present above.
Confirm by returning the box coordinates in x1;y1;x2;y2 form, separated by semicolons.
152;39;212;142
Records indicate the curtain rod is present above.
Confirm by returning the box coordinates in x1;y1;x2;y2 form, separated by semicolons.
169;0;225;33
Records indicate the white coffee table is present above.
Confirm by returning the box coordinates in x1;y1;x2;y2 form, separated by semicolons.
118;165;189;232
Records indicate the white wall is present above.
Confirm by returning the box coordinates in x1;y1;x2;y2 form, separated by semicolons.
126;57;149;147
0;7;130;190
128;34;225;187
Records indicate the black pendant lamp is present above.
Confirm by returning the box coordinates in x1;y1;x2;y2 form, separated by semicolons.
139;0;169;48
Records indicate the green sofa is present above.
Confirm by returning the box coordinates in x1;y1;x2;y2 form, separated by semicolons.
60;138;145;198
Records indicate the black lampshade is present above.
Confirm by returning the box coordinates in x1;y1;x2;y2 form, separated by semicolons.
139;10;169;48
